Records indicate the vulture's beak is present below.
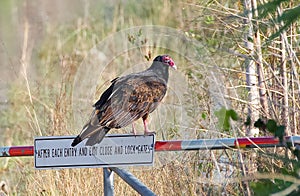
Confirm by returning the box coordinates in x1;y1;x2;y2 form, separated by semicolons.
171;64;177;70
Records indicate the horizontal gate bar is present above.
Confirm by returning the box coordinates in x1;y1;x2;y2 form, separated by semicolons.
154;136;300;151
1;136;300;157
0;146;34;157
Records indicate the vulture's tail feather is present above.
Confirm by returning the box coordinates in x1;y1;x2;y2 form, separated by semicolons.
71;118;110;147
85;127;110;146
71;135;82;147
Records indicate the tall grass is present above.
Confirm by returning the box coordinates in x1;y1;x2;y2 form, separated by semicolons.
0;0;298;195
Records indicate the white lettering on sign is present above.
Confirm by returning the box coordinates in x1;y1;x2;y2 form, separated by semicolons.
34;134;155;169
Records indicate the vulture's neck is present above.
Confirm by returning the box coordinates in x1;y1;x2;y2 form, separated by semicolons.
148;61;169;82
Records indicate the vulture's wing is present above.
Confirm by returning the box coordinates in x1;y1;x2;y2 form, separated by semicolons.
93;77;119;110
96;74;167;129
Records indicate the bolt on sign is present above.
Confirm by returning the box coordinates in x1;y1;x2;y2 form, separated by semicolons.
34;134;155;169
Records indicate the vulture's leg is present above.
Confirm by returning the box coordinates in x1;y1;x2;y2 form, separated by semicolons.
131;122;137;135
142;115;155;135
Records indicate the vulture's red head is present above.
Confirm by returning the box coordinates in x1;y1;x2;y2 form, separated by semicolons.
154;55;177;70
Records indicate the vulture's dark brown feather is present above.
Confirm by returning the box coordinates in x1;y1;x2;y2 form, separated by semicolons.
71;55;176;147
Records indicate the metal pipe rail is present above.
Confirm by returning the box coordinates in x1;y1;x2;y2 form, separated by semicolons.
1;136;300;157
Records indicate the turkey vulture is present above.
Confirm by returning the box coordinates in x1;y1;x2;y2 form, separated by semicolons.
71;55;176;147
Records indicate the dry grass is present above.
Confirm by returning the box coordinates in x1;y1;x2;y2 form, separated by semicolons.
0;1;299;195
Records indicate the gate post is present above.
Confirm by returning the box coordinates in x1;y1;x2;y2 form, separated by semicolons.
103;168;114;196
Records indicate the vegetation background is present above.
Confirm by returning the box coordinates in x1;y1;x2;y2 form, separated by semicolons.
0;0;299;195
